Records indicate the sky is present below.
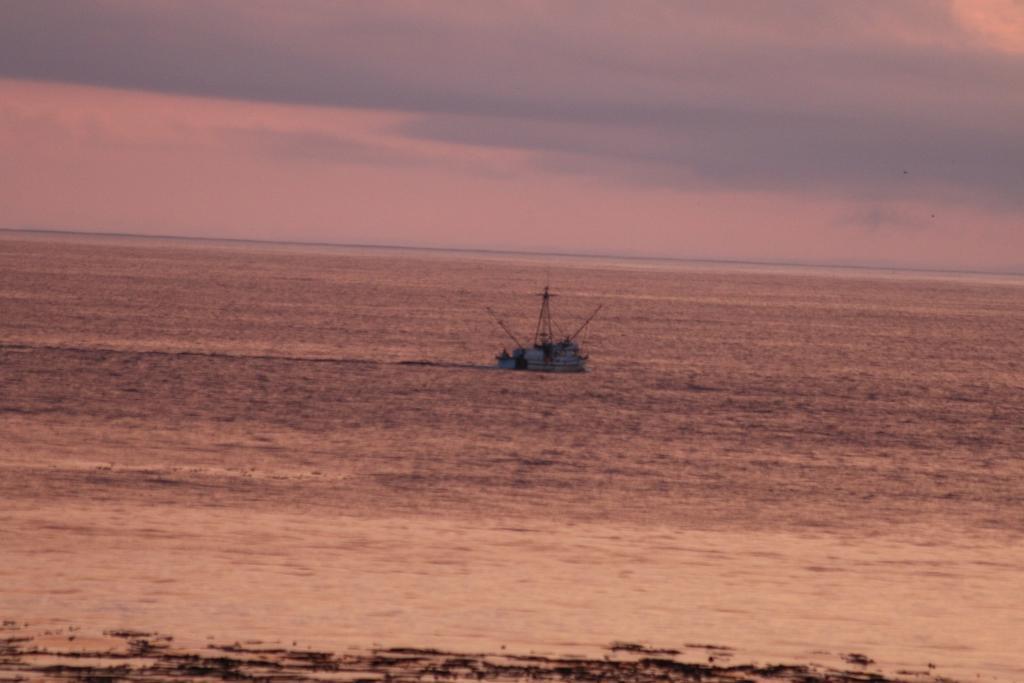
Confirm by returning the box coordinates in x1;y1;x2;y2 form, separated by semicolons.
1;1;1022;270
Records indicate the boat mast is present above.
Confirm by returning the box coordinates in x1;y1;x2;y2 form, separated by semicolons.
534;286;556;346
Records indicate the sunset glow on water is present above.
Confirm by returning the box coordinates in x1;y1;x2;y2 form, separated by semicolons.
2;234;1022;680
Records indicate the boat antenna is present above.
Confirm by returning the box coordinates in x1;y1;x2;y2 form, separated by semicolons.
568;304;603;342
486;307;525;348
534;286;556;346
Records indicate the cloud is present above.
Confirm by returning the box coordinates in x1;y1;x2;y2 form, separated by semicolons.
834;205;932;233
400;103;1024;212
224;127;417;167
1;2;1021;207
0;0;1022;267
0;2;1011;115
952;0;1024;53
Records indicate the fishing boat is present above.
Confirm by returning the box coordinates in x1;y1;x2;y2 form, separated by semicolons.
489;286;601;372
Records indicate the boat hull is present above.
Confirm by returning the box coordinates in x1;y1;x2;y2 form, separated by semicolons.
496;344;587;372
497;359;587;372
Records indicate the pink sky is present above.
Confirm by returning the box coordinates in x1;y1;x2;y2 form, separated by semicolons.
1;1;1022;270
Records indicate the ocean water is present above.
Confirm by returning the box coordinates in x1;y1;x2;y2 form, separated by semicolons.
1;232;1023;680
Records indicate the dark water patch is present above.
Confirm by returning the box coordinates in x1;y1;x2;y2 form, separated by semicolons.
0;624;938;683
610;641;682;655
843;653;876;666
0;406;62;416
686;383;722;392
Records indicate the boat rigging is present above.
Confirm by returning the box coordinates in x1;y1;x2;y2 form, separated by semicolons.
491;286;601;372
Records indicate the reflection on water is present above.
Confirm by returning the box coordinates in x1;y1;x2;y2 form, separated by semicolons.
4;504;1023;679
1;233;1023;679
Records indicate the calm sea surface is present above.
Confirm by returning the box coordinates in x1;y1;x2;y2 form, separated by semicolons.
2;233;1023;679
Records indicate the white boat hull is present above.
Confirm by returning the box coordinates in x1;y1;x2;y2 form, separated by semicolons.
496;343;587;372
497;358;586;372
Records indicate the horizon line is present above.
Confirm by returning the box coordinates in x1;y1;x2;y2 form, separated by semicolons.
3;226;1023;279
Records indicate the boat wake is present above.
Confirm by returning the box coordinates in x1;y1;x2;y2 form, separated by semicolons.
397;360;497;370
1;343;494;371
